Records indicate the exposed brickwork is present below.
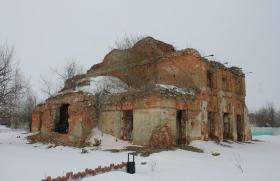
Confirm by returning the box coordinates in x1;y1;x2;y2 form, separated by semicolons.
149;124;173;148
42;162;127;181
32;92;96;146
32;37;251;147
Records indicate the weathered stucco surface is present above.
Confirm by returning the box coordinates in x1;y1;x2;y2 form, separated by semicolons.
31;37;251;147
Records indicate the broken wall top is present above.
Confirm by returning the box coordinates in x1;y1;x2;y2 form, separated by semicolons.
61;37;245;94
89;37;175;71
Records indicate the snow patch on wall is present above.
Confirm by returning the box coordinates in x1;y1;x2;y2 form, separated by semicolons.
88;128;134;150
156;84;195;96
76;76;128;95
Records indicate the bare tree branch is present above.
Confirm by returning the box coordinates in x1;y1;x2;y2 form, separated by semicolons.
39;75;57;97
0;44;26;124
40;59;84;97
111;34;144;50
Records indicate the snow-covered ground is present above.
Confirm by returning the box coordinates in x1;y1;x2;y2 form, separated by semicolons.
1;125;280;181
87;128;133;150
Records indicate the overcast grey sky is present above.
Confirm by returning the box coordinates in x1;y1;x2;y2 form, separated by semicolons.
0;0;279;110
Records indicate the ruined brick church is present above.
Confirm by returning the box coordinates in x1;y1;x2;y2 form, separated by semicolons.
31;37;251;147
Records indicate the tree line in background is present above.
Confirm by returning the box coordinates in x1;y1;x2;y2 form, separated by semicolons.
40;60;84;97
249;103;280;127
0;44;36;129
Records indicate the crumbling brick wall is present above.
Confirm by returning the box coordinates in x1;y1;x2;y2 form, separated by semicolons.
149;124;173;148
31;36;251;147
31;92;96;146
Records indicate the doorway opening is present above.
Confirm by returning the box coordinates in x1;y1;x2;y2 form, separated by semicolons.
55;104;70;134
176;110;186;145
123;110;133;141
223;113;231;140
208;112;216;139
236;115;243;141
38;113;42;132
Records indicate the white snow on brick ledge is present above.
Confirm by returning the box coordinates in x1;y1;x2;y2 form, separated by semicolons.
75;76;128;95
155;84;195;96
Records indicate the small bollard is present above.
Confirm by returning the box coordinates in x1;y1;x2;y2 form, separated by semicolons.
126;153;135;174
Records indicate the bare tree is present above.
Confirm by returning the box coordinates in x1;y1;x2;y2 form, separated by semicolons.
10;85;37;130
266;102;276;127
276;109;280;127
40;75;57;97
20;87;37;130
52;60;84;84
40;60;84;97
112;34;143;50
250;102;279;127
0;44;26;125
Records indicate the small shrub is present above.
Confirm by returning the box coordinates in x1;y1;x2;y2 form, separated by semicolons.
81;148;89;154
233;154;244;173
212;152;220;156
150;161;157;172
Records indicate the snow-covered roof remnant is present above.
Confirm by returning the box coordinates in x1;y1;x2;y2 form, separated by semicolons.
75;76;128;95
155;84;195;96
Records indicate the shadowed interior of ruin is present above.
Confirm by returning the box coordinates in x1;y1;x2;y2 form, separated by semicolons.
55;104;70;134
208;112;215;140
236;115;243;141
223;113;231;139
176;110;186;145
123;110;133;141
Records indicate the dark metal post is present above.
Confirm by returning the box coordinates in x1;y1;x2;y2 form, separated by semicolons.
127;153;135;174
